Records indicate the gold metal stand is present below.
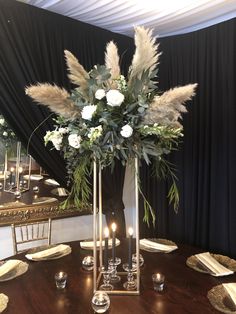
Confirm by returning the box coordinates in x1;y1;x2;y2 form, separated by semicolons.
93;157;140;295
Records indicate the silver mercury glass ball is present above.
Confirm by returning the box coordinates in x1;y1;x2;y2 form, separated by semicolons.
91;291;110;313
14;190;21;199
33;186;39;193
82;256;94;271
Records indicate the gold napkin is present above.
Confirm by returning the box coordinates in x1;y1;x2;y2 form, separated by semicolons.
223;283;236;306
23;174;43;181
58;188;68;196
195;252;234;276
0;260;21;278
80;238;120;249
0;293;9;313
44;178;60;186
140;238;178;253
25;244;71;260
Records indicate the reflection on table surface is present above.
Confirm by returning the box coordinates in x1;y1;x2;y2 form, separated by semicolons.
0;176;92;226
0;240;234;313
0;175;62;208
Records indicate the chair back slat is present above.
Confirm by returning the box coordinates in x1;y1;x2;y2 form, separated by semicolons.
11;218;52;255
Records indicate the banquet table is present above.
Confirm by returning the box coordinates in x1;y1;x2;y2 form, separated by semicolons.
0;240;235;313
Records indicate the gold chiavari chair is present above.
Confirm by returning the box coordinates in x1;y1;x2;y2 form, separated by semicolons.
11;218;52;255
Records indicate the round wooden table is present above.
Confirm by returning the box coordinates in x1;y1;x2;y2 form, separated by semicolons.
0;240;233;313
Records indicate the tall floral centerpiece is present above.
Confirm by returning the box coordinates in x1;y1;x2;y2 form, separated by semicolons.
26;27;197;225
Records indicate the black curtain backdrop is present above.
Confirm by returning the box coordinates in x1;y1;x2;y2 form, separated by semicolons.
1;1;236;257
140;18;236;257
0;0;134;212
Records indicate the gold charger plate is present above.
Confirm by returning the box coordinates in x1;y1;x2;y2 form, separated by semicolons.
0;293;9;313
0;173;9;180
26;244;71;261
32;197;58;205
0;260;28;282
140;238;177;252
80;238;120;250
208;284;236;313
0;201;26;208
186;254;236;274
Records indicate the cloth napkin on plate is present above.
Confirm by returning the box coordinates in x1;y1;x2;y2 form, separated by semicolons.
0;293;9;313
23;174;43;181
195;252;233;276
80;238;120;249
223;283;236;306
140;239;178;253
58;188;68;196
0;260;21;278
25;244;71;261
44;179;60;186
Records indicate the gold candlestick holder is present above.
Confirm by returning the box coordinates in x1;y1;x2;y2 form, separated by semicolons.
93;157;140;295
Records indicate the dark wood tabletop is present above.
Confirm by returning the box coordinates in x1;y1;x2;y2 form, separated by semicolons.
0;178;92;226
0;240;234;313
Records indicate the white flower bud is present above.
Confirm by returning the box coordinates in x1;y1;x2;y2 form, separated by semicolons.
120;124;133;138
95;89;106;100
59;127;69;134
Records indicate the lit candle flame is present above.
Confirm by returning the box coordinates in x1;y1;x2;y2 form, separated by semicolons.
104;227;109;238
128;227;133;236
10;167;14;172
111;223;116;232
59;271;64;278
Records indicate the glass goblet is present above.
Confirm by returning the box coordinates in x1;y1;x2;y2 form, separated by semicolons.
132;253;144;267
123;263;137;291
108;257;121;283
99;267;113;291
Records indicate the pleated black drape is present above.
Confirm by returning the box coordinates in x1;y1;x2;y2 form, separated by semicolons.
140;18;236;257
0;0;134;213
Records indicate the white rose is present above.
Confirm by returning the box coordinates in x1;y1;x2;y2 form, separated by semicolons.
68;133;81;149
81;105;97;120
0;118;5;125
95;89;106;100
3;131;8;137
106;90;124;107
59;127;69;134
120;124;133;138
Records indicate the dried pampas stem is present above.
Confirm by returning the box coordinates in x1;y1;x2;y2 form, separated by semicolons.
105;41;120;88
128;26;161;84
64;50;89;95
143;83;197;127
25;83;80;119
